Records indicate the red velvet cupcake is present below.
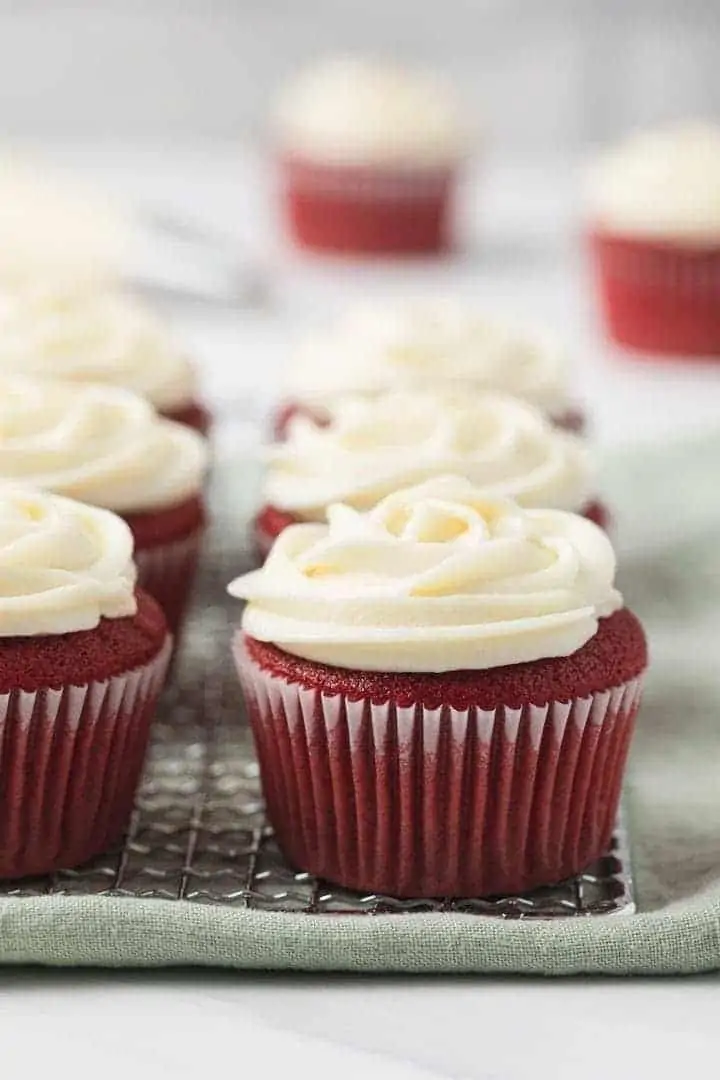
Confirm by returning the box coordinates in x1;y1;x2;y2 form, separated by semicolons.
276;299;585;439
274;58;467;256
230;477;646;899
587;122;720;355
0;376;208;641
0;281;212;434
256;392;606;560
0;487;170;878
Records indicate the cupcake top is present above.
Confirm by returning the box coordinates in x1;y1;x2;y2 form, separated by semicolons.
267;393;592;518
284;300;571;415
0;283;197;412
274;57;467;166
588;121;720;241
231;476;622;673
0;484;137;636
0;154;130;286
0;377;207;513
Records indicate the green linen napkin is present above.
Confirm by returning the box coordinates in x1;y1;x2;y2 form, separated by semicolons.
1;430;720;975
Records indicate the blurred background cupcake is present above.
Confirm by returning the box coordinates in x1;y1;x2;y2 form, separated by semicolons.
587;121;720;357
276;298;583;435
257;392;605;558
0;486;170;878
0;377;208;641
273;56;469;255
0;280;211;435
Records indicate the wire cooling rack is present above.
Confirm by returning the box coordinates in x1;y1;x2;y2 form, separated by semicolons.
0;441;635;918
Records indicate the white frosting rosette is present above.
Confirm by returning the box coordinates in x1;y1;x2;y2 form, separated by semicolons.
266;392;592;518
0;377;207;513
0;484;137;636
588;121;720;241
0;283;196;412
231;476;622;673
284;299;571;416
275;57;467;166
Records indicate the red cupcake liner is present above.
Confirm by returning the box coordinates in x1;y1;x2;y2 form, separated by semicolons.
280;156;455;255
134;529;203;640
590;230;720;355
235;637;644;898
0;635;171;879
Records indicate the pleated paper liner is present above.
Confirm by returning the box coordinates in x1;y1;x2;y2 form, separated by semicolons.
280;156;455;254
135;530;203;641
590;230;720;355
0;636;171;879
236;635;643;899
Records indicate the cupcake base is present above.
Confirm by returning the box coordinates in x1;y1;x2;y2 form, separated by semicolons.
126;495;206;639
590;230;720;355
0;590;170;879
281;156;455;255
235;609;647;898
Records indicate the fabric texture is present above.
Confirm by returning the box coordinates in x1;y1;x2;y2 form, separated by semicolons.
1;429;719;974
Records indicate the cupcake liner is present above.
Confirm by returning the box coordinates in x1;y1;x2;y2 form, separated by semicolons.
236;638;644;898
0;635;171;879
135;529;203;640
590;230;720;355
280;156;455;255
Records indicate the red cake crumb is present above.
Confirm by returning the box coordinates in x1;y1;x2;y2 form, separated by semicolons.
162;399;212;438
0;589;168;693
124;494;206;551
243;607;647;711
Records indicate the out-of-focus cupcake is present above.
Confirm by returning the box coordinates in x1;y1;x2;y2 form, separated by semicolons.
587;121;720;356
275;299;584;436
231;476;647;898
0;153;131;287
0;485;170;878
0;282;211;435
0;376;208;639
258;393;604;558
274;57;468;255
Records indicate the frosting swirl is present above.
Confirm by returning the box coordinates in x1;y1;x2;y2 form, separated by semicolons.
231;476;622;673
588;121;720;240
0;377;207;513
0;283;196;411
275;57;467;165
0;484;137;637
284;300;571;415
267;393;592;517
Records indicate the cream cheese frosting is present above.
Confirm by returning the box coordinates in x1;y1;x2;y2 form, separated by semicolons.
0;484;137;637
0;377;207;513
284;300;571;415
0;283;196;412
267;393;592;518
588;121;720;241
231;476;622;673
0;154;131;286
275;57;467;166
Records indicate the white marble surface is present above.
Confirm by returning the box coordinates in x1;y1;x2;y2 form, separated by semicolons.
2;143;720;1077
